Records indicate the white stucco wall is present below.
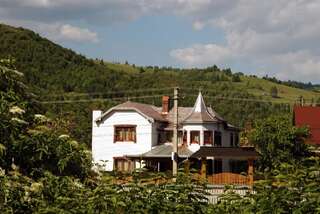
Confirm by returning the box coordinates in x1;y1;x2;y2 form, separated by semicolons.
92;110;153;171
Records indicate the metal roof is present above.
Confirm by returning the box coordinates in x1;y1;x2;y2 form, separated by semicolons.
127;143;194;158
96;101;168;123
190;146;258;159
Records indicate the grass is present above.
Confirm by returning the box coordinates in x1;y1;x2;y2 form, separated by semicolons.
238;76;320;104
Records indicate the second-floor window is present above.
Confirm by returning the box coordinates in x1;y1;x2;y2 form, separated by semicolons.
190;131;200;144
114;125;136;142
214;131;222;146
204;131;213;145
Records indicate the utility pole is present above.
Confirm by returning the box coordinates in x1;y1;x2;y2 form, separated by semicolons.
172;87;179;178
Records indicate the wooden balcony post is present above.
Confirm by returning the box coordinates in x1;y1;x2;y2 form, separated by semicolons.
201;158;207;179
248;158;254;187
184;159;190;175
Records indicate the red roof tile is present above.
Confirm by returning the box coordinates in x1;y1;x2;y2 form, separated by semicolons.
294;106;320;145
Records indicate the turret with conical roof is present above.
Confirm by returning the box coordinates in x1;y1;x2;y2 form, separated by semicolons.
183;92;224;124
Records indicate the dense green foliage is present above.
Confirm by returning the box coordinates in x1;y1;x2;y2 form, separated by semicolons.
250;115;310;170
0;60;92;179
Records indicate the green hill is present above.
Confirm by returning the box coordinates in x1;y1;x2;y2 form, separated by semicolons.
1;23;320;146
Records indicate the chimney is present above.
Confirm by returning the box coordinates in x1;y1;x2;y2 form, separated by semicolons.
162;96;170;115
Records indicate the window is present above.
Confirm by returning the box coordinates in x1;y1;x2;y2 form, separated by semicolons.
207;159;214;175
235;134;239;147
230;160;247;174
183;131;187;144
230;133;234;147
214;131;222;146
114;125;136;142
165;131;173;142
190;131;200;144
178;131;183;144
204;131;213;145
114;158;134;172
214;159;222;173
177;131;187;144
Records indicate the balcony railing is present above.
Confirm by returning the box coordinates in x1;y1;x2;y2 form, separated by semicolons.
207;172;250;186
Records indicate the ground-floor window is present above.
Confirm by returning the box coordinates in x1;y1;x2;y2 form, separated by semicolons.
229;160;248;174
207;159;214;175
230;133;234;147
235;134;239;146
114;158;134;172
214;159;223;173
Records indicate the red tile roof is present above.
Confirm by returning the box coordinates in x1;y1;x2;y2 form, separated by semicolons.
294;106;320;145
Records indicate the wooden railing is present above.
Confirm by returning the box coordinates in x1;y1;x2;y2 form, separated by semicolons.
207;172;250;186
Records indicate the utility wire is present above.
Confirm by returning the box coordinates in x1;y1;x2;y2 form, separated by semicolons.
42;87;174;98
39;93;305;105
181;87;307;102
39;94;172;104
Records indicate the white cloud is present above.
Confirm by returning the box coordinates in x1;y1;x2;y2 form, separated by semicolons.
59;24;98;43
170;44;231;66
169;0;320;82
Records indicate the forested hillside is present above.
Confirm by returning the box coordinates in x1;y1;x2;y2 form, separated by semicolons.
1;23;320;146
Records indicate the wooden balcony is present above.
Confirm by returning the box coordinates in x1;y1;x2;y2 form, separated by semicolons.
207;172;250;186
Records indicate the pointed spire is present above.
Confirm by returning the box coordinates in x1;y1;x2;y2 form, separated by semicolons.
194;91;207;112
182;90;226;124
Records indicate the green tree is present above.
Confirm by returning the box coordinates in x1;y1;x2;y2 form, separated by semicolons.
249;115;309;170
0;61;92;179
232;74;241;82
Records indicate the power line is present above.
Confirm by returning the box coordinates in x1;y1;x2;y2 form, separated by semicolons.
41;87;174;98
39;94;172;104
181;87;310;103
195;95;293;104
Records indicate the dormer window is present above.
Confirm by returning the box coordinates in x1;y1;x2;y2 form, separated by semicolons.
114;125;136;143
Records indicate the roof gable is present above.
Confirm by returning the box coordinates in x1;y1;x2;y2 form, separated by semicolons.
96;101;167;123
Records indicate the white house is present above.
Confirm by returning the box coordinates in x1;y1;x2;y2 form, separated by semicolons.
92;92;243;172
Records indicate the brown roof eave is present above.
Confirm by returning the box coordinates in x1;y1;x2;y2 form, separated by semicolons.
190;146;258;159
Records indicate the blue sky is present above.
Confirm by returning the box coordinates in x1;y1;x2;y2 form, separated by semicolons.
1;0;320;83
64;15;226;68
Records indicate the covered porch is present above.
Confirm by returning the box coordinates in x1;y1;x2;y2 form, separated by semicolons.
190;146;258;186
